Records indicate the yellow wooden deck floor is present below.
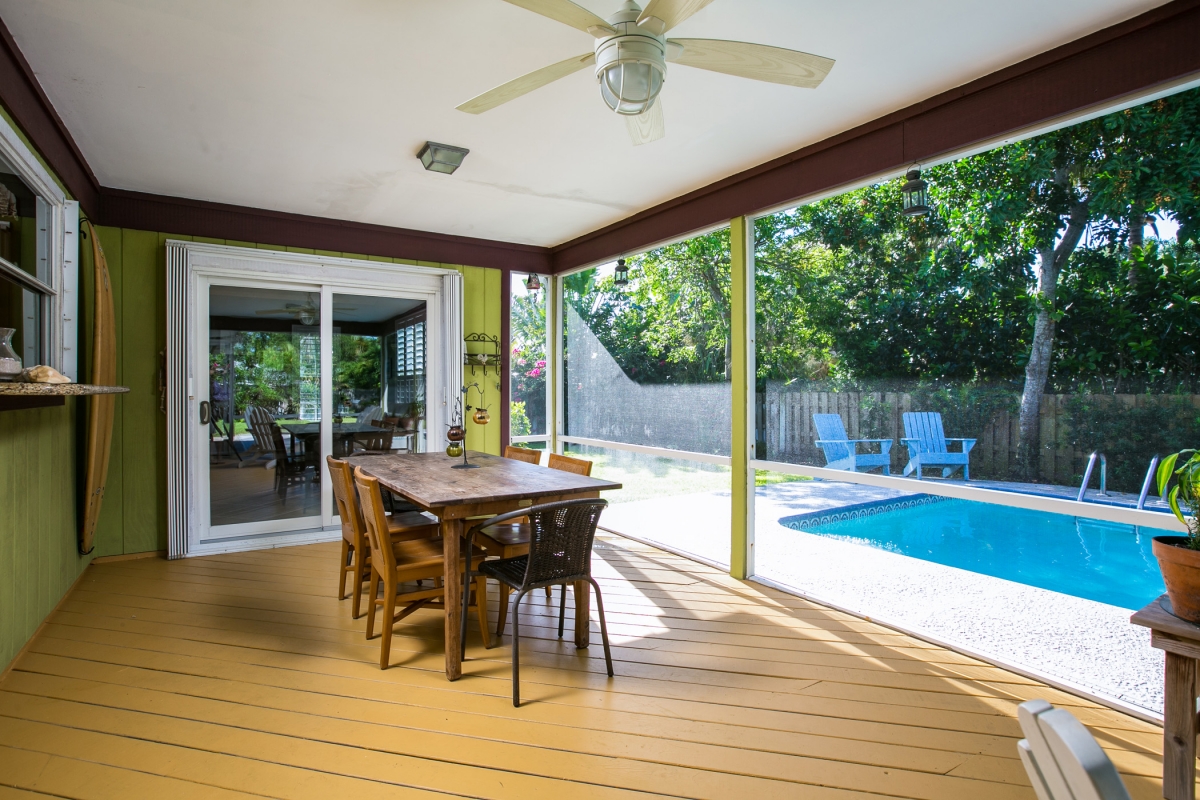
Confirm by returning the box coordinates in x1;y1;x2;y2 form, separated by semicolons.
0;534;1176;799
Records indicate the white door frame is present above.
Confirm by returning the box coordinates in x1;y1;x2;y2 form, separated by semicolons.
166;240;464;559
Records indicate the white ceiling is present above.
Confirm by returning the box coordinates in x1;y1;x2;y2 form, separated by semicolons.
0;0;1170;248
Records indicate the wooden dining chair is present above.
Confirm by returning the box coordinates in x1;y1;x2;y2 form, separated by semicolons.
475;451;596;637
547;452;593;476
504;445;541;465
354;466;490;668
327;456;439;619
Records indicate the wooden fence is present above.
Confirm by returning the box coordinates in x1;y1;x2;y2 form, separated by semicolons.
760;387;1200;487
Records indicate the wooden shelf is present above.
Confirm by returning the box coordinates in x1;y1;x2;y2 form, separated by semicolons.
0;382;129;411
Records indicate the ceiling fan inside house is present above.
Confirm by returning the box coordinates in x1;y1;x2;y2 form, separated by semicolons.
457;0;835;146
254;295;357;325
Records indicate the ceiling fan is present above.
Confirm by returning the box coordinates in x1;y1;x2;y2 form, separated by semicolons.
255;295;357;325
457;0;835;146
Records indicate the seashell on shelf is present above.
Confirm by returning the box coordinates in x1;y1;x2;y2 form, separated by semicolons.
19;365;72;384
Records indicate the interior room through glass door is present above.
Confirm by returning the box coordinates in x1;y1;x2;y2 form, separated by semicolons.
207;284;325;532
331;292;427;458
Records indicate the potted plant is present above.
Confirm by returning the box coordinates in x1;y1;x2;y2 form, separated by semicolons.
1154;450;1200;621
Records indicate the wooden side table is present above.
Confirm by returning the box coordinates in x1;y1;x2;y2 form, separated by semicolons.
1132;596;1200;800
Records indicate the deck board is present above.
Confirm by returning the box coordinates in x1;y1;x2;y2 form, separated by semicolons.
0;534;1178;799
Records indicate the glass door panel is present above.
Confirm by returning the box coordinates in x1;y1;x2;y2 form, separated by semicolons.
332;293;427;457
207;284;323;531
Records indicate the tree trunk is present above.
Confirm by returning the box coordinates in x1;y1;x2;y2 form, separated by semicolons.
1016;198;1090;480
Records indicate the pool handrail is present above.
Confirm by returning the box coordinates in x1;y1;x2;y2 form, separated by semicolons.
1136;455;1159;511
1077;452;1108;502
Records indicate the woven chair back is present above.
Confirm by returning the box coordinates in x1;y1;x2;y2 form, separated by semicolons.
353;467;396;575
547;453;593;476
327;456;365;547
523;499;608;587
504;446;541;465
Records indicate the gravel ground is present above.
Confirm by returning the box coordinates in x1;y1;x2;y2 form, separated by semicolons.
599;479;1164;717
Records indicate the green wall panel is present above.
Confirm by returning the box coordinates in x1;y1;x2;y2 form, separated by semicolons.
0;401;87;672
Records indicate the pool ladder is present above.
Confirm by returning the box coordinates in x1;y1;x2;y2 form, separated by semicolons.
1076;452;1108;502
1076;452;1161;509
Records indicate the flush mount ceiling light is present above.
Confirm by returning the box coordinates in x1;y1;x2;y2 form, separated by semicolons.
417;141;470;174
456;0;835;147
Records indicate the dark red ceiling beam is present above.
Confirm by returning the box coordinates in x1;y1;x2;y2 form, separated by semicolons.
549;0;1200;273
0;15;100;214
100;189;551;272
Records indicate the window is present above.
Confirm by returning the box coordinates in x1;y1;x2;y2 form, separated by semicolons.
510;273;549;444
561;231;733;565
0;115;76;378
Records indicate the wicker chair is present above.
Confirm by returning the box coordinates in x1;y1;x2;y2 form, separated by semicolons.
462;498;614;706
503;445;541;465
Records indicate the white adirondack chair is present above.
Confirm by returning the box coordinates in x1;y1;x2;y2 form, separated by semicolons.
356;404;383;425
244;406;278;469
1016;700;1132;800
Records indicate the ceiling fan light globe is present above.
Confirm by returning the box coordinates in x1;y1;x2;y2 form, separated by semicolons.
595;29;666;115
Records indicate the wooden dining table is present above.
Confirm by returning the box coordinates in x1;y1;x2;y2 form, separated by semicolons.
347;450;622;680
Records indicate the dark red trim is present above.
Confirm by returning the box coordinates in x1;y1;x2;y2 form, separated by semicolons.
0;16;100;213
549;0;1200;271
500;270;511;451
98;188;551;273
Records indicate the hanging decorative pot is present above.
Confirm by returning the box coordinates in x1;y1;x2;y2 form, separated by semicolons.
445;441;464;458
472;408;491;425
446;424;465;443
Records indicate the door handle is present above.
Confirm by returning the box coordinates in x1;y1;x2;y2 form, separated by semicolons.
199;400;211;425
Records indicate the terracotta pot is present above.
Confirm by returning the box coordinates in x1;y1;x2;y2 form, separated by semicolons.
1153;536;1200;622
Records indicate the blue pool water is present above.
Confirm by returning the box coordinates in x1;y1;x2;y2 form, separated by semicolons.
784;497;1169;610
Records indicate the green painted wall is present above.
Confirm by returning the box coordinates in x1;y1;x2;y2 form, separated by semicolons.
83;231;504;558
0;400;86;673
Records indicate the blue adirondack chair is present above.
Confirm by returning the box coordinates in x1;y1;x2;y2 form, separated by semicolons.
812;413;892;474
901;412;976;480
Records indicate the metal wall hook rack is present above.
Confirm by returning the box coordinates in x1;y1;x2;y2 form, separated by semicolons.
464;332;500;376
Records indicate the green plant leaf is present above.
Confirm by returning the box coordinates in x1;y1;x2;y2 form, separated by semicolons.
1169;485;1188;527
1159;452;1180;496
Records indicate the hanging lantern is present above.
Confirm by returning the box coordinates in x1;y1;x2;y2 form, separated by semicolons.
901;168;931;217
524;273;542;292
613;258;629;287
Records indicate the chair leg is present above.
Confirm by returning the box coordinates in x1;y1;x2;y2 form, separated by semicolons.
558;584;567;639
963;463;969;481
496;584;511;637
544;586;552;599
587;577;615;678
350;545;365;620
460;536;475;661
511;589;528;707
365;567;380;640
337;539;350;600
475;576;491;649
380;588;396;670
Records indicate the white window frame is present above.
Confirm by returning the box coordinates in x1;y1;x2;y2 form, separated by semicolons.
0;113;78;379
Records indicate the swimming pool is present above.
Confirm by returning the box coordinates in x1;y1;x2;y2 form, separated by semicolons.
781;496;1169;610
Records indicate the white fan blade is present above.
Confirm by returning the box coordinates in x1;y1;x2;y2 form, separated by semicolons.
501;0;616;36
626;100;665;146
668;39;834;88
457;52;596;114
637;0;718;34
